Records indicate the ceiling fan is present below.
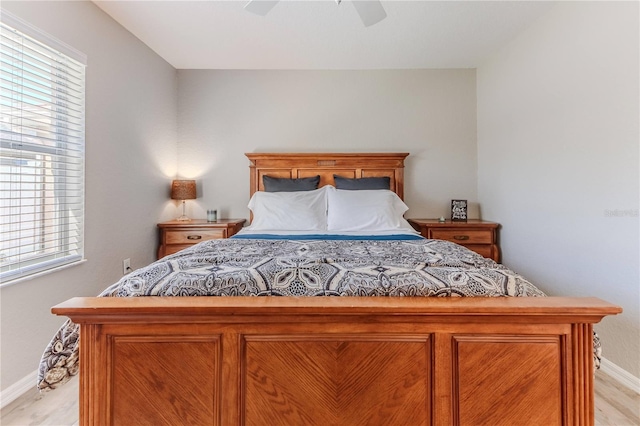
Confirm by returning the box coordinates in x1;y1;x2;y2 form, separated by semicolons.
244;0;387;27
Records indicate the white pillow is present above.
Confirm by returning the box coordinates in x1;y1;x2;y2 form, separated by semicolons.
246;186;328;231
327;188;416;232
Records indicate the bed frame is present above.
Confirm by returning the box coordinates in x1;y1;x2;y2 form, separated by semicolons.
52;153;621;426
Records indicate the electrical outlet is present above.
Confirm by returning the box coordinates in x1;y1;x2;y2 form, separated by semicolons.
123;258;131;275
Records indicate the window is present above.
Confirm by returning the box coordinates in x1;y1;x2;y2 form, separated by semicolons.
1;13;86;284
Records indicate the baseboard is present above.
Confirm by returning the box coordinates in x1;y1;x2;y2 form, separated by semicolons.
599;357;640;394
0;370;37;409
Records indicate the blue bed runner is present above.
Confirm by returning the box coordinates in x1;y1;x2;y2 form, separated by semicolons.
232;233;424;241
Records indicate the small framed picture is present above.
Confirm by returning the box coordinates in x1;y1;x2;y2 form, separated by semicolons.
451;199;468;222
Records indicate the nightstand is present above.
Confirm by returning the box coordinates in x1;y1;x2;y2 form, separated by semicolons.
408;219;501;262
157;219;246;259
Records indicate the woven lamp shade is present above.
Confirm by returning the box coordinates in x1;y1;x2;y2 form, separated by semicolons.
171;180;196;200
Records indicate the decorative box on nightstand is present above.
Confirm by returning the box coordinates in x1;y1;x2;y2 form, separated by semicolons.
408;219;501;262
157;219;246;259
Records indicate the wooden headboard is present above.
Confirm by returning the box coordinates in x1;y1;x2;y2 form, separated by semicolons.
246;153;409;200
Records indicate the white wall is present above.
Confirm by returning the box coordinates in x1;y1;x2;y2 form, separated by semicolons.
177;69;478;220
477;2;639;376
0;1;177;390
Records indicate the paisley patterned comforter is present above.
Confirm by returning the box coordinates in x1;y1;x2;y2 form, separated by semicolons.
37;236;582;391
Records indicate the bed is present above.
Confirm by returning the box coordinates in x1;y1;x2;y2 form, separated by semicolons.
41;153;621;426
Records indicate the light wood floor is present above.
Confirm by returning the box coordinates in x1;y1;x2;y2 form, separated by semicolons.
2;370;639;425
595;371;640;426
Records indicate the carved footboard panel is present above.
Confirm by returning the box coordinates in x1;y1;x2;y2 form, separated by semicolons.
52;296;620;426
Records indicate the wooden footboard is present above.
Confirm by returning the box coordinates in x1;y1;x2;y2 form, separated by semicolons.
53;296;620;426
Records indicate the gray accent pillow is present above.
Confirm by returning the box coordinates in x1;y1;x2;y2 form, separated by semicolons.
334;175;391;190
263;175;320;192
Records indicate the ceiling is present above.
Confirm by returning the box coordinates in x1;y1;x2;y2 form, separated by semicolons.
93;0;556;70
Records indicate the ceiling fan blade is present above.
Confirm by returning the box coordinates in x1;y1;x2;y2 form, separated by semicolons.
244;0;280;16
351;0;387;27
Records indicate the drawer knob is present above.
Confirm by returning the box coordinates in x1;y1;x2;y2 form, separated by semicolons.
453;235;470;241
187;235;202;240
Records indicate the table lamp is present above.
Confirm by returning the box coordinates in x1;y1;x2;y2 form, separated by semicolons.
171;179;196;221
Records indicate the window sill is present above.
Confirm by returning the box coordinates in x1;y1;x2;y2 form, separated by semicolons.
0;259;87;288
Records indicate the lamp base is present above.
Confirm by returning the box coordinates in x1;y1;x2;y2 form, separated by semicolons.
175;200;191;221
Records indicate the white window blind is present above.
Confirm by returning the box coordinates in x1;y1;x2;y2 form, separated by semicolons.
0;13;86;284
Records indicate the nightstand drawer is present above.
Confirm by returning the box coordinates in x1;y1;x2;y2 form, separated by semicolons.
163;245;194;257
165;229;225;244
157;219;246;259
408;219;500;263
430;229;493;244
463;245;494;259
